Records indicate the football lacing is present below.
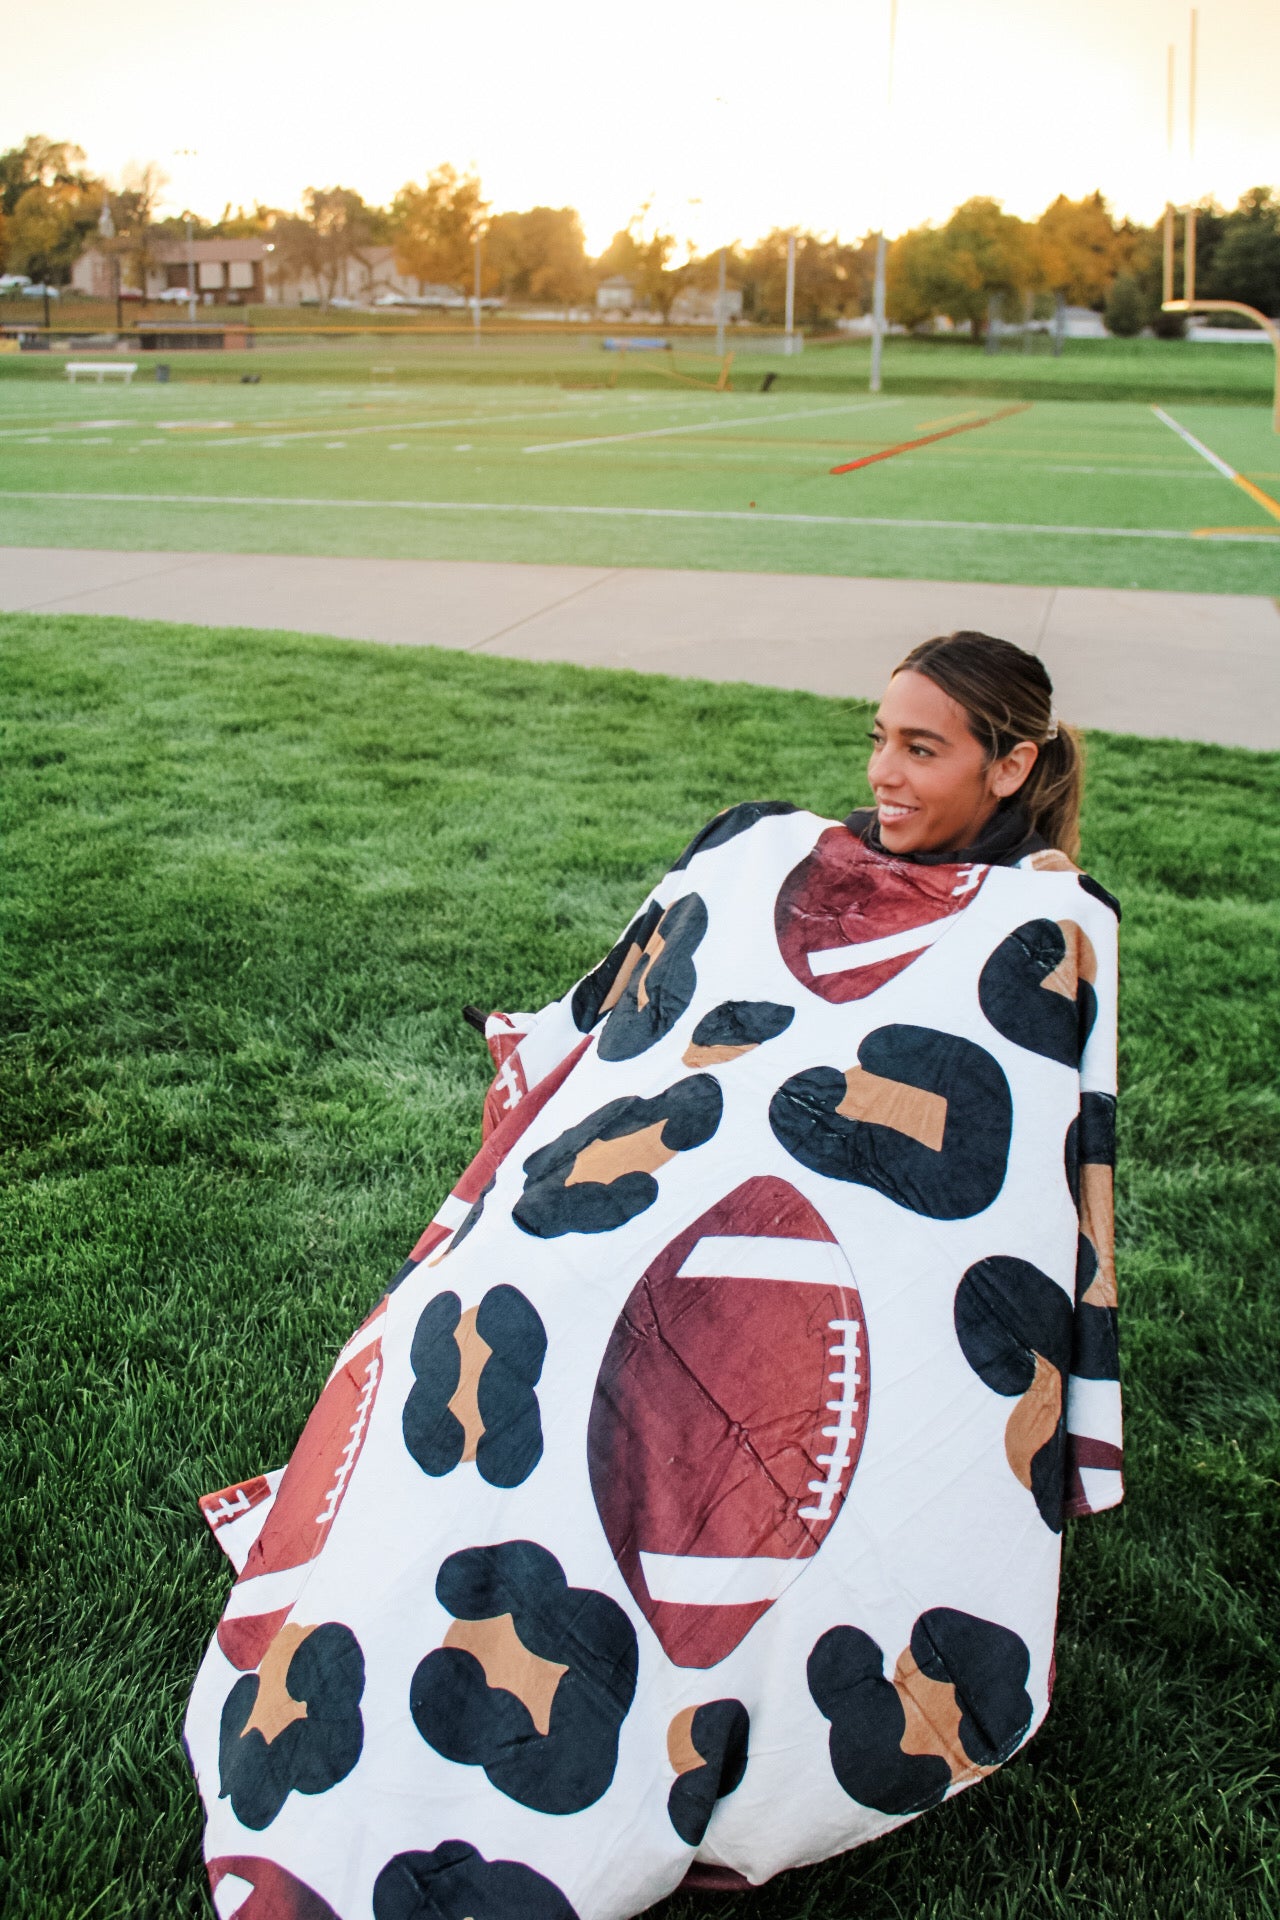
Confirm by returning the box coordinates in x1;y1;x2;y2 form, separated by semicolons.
799;1319;862;1524
315;1352;381;1528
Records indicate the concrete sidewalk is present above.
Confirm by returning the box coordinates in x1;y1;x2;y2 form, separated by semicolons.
3;545;1277;749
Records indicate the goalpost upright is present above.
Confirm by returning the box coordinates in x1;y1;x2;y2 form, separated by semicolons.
1161;7;1280;430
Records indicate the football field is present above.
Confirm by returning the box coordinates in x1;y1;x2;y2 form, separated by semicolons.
2;374;1277;591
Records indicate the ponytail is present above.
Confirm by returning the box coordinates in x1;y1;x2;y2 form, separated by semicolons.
895;632;1084;859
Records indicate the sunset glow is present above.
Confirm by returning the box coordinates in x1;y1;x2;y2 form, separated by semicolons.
3;0;1277;248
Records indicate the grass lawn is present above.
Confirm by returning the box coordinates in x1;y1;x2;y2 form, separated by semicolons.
3;612;1279;1920
1;375;1278;592
2;330;1275;406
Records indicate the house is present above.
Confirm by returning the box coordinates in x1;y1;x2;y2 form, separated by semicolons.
70;238;439;308
595;275;636;313
72;238;270;304
668;285;744;326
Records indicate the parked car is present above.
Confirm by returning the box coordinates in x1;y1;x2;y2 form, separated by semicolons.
157;286;195;304
18;283;59;299
0;273;32;294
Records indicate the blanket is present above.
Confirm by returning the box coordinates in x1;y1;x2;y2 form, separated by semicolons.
186;802;1122;1920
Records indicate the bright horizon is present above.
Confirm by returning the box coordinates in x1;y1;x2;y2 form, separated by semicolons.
4;0;1277;252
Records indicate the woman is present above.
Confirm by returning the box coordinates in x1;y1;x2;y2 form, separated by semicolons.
187;632;1121;1920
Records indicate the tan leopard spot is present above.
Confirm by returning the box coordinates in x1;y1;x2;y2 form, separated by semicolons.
242;1623;315;1744
837;1067;947;1152
566;1120;676;1188
443;1614;569;1738
445;1307;493;1463
1004;1352;1063;1490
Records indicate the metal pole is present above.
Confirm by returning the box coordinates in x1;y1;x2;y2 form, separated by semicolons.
715;245;727;357
870;0;898;394
1163;206;1175;307
784;230;796;353
473;232;482;347
869;232;887;392
1185;8;1198;307
186;215;196;325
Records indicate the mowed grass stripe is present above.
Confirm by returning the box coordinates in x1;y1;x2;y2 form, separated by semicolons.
3;488;1274;542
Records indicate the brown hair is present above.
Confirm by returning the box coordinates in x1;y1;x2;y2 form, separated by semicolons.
894;631;1084;857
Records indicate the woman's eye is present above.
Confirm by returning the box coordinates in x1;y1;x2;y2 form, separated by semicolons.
910;745;933;758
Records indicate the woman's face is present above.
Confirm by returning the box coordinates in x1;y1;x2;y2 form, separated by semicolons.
867;670;1037;856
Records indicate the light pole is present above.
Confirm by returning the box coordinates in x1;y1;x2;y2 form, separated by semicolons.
473;231;482;347
186;215;197;325
715;244;728;358
97;197;121;332
784;230;796;354
869;0;898;394
173;150;200;326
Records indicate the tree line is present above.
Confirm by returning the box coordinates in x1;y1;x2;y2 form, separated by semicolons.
2;135;1277;331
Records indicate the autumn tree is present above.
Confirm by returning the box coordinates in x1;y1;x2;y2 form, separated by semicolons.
391;165;487;294
1035;191;1129;307
271;187;384;303
888;198;1041;339
0;136;94;216
736;230;873;327
0;135;103;287
591;209;699;321
484;206;588;308
885;224;955;330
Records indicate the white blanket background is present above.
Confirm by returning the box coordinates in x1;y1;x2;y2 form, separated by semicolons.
186;804;1122;1920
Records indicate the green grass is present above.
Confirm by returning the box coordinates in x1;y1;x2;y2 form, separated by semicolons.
3;612;1278;1919
1;377;1278;592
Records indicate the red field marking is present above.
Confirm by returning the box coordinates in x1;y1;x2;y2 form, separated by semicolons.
830;403;1032;475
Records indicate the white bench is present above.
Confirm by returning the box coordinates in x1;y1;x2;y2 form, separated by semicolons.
66;361;138;385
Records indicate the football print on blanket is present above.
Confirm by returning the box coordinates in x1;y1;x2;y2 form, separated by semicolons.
775;826;988;1003
588;1176;869;1669
215;1307;385;1671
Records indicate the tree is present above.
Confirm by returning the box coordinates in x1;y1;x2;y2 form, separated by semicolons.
1035;191;1129;307
738;229;874;328
0;135;94;217
1206;186;1280;315
887;199;1041;339
6;178;104;286
0;135;103;289
484;206;588;309
886;223;957;330
1104;274;1144;337
592;210;695;321
271;187;383;304
391;165;487;294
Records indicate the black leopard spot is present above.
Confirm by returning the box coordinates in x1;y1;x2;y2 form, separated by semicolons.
410;1540;638;1815
513;1076;723;1238
769;1025;1011;1220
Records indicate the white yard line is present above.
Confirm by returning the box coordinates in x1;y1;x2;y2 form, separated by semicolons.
0;488;1271;541
198;396;711;450
1151;407;1238;480
523;397;903;453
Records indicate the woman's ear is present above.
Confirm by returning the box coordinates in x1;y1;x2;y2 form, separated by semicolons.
990;741;1039;799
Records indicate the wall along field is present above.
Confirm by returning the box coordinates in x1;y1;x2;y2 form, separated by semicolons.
1;347;1277;592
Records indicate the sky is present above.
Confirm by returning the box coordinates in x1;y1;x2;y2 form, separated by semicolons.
3;0;1276;250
